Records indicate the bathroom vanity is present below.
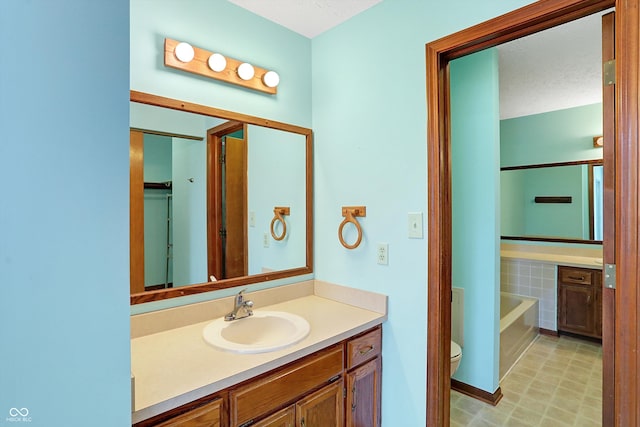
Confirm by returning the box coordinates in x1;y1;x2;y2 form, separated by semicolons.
131;281;386;427
557;265;602;339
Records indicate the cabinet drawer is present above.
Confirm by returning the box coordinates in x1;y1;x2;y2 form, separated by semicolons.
559;267;593;285
155;398;223;427
347;327;382;370
230;345;344;427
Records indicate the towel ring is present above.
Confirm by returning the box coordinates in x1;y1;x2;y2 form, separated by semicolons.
338;206;366;249
270;207;290;241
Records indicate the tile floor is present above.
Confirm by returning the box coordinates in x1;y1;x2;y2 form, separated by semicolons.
450;334;603;426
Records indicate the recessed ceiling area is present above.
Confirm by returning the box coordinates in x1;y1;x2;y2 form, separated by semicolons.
228;1;606;120
227;0;382;39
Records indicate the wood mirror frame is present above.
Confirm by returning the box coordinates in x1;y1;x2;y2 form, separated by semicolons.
501;159;604;244
129;91;313;305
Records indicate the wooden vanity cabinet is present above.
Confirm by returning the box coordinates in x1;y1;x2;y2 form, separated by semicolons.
557;265;602;339
134;326;382;427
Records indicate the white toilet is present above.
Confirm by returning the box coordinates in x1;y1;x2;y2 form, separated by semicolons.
451;341;462;376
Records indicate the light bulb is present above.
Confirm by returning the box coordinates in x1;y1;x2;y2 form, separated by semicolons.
174;42;195;63
237;63;255;81
208;53;227;72
262;71;280;88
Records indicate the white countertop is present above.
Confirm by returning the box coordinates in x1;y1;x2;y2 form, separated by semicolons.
131;285;386;424
501;243;603;268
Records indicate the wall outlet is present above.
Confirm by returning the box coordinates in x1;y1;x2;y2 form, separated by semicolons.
263;232;270;247
377;243;389;265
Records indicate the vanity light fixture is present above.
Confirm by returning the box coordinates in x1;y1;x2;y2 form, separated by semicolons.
164;38;278;94
237;63;255;81
174;42;195;63
207;53;227;72
262;71;280;88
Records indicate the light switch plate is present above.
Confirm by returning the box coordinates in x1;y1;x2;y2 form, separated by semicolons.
408;212;423;238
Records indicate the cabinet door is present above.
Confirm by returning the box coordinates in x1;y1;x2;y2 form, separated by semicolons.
558;283;596;336
296;380;344;427
252;405;295;427
155;398;223;427
346;357;381;427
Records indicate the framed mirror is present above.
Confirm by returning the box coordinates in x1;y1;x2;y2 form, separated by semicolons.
129;91;313;305
501;159;603;244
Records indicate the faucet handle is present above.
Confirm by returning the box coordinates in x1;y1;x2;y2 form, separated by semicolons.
236;288;246;301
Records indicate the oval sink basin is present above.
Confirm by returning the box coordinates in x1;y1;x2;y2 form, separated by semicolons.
202;311;310;354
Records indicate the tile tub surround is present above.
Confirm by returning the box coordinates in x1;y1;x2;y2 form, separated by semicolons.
130;281;387;423
501;259;556;331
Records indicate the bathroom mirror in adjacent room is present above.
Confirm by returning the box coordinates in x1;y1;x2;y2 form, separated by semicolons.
129;91;313;304
501;159;603;244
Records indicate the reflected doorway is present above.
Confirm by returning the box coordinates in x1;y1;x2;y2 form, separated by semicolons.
207;121;248;281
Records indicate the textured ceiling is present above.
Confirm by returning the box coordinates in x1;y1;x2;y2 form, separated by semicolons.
227;0;382;39
498;11;606;119
228;1;606;119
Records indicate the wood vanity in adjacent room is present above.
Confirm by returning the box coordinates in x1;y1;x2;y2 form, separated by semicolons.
557;265;602;339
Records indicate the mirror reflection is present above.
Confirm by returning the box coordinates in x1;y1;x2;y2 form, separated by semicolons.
129;93;312;303
501;160;603;243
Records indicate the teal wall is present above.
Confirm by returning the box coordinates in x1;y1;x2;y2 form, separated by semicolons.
247;126;307;275
311;1;533;423
501;103;603;167
450;49;502;393
502;166;588;239
501;169;526;236
0;1;131;426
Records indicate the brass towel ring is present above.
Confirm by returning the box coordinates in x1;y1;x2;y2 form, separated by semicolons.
270;207;290;241
338;206;366;249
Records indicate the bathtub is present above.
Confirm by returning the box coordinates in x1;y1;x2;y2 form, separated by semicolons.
500;292;539;380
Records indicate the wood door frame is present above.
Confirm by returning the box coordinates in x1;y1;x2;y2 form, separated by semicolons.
426;0;640;425
207;121;248;281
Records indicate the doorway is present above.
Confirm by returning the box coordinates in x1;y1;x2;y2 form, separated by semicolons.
426;0;640;426
207;121;249;281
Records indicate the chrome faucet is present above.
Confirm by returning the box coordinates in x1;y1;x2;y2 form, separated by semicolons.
224;289;254;321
